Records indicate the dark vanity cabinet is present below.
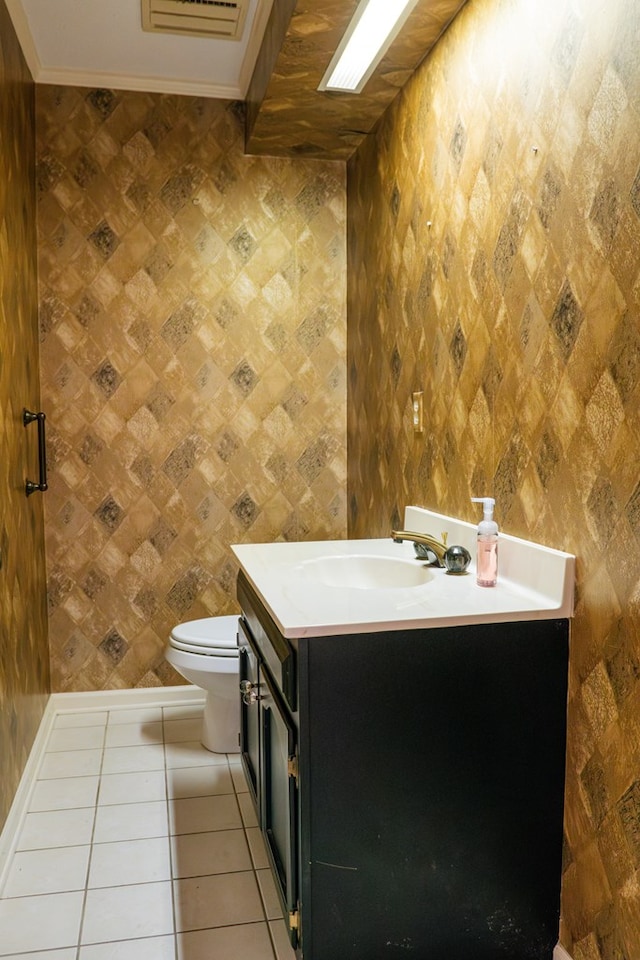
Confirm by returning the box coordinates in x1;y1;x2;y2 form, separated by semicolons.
238;587;299;940
237;570;570;960
238;619;260;804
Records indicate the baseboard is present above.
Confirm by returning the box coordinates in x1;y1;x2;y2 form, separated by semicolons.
0;685;205;895
0;696;57;895
554;944;573;960
49;684;205;714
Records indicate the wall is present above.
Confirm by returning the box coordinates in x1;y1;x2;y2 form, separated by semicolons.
0;0;49;830
36;87;346;691
347;0;640;956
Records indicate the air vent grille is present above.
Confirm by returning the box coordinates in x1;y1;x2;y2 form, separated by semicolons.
142;0;247;40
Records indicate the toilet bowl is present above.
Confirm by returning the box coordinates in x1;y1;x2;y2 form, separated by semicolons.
165;615;240;754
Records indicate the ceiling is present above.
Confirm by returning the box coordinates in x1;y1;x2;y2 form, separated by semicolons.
5;0;274;98
6;0;468;159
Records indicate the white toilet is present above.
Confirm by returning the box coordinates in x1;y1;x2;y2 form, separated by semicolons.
165;615;240;754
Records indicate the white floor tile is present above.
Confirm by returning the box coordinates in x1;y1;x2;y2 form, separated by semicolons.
0;951;76;960
38;749;102;780
3;845;90;897
81;881;174;944
165;740;227;769
98;770;166;806
246;826;270;870
54;712;108;729
93;800;168;843
89;836;171;887
166;763;233;800
229;760;249;793
101;744;165;775
17;807;94;851
107;707;163;725
177;922;275;960
269;919;298;960
163;717;203;743
169;794;242;835
0;698;294;960
0;890;84;954
46;726;105;752
173;871;264;931
29;776;99;812
104;721;163;748
256;868;283;920
237;790;259;828
79;936;175;960
171;828;252;878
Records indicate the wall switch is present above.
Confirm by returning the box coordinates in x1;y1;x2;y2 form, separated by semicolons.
412;391;424;434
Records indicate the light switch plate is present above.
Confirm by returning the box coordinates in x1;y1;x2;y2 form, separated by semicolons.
412;391;424;434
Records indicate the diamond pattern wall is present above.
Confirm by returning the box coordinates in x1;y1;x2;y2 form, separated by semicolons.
36;88;346;692
347;0;640;955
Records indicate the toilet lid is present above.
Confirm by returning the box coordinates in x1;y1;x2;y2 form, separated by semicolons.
170;616;238;654
170;638;238;657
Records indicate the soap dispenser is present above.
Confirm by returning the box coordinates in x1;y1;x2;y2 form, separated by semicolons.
471;497;498;587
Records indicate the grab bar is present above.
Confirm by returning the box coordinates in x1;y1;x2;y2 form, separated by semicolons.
23;408;48;497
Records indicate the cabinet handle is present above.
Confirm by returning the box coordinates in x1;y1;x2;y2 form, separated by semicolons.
288;754;299;785
242;690;263;705
23;409;48;497
240;680;262;705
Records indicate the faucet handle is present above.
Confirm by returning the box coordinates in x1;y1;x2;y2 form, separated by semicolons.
441;531;448;547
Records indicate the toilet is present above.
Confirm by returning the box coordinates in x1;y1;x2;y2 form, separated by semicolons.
165;615;240;754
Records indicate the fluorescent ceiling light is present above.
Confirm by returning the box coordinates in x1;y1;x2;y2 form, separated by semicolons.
318;0;420;94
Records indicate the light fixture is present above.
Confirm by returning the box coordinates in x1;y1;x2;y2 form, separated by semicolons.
318;0;420;94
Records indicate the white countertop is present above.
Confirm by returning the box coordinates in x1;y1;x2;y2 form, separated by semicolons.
231;506;576;639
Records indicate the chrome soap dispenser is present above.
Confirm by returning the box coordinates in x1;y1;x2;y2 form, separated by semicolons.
471;497;498;587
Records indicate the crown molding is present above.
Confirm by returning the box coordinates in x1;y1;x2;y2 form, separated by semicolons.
4;0;42;80
34;66;242;100
237;0;274;98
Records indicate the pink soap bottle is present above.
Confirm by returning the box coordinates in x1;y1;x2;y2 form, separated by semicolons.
471;497;498;587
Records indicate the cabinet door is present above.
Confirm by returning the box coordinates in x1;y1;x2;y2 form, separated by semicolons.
260;665;299;946
238;619;260;810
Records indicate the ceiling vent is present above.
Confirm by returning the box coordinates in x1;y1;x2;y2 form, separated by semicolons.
142;0;248;40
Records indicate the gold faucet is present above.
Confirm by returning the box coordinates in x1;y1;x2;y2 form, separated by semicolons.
391;530;449;567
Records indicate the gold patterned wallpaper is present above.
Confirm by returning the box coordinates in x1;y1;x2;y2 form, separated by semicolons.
246;0;468;159
0;0;49;832
36;87;346;692
346;0;640;956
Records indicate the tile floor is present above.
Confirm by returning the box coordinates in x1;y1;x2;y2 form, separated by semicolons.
0;702;296;960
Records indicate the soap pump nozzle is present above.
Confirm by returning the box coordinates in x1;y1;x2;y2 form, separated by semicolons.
471;496;496;525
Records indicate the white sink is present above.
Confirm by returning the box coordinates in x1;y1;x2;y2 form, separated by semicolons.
295;554;433;590
231;506;576;638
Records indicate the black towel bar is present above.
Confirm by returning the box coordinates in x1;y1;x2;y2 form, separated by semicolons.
23;408;48;497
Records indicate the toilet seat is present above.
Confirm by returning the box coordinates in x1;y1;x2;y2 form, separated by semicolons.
165;615;240;753
169;616;239;658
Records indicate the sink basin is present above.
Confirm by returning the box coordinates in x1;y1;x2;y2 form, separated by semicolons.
232;506;576;637
295;554;433;590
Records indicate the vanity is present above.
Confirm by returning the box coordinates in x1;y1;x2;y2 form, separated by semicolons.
232;507;575;960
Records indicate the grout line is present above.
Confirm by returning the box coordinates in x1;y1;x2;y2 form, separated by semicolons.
1;698;286;958
162;705;180;960
231;756;280;959
75;713;107;957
